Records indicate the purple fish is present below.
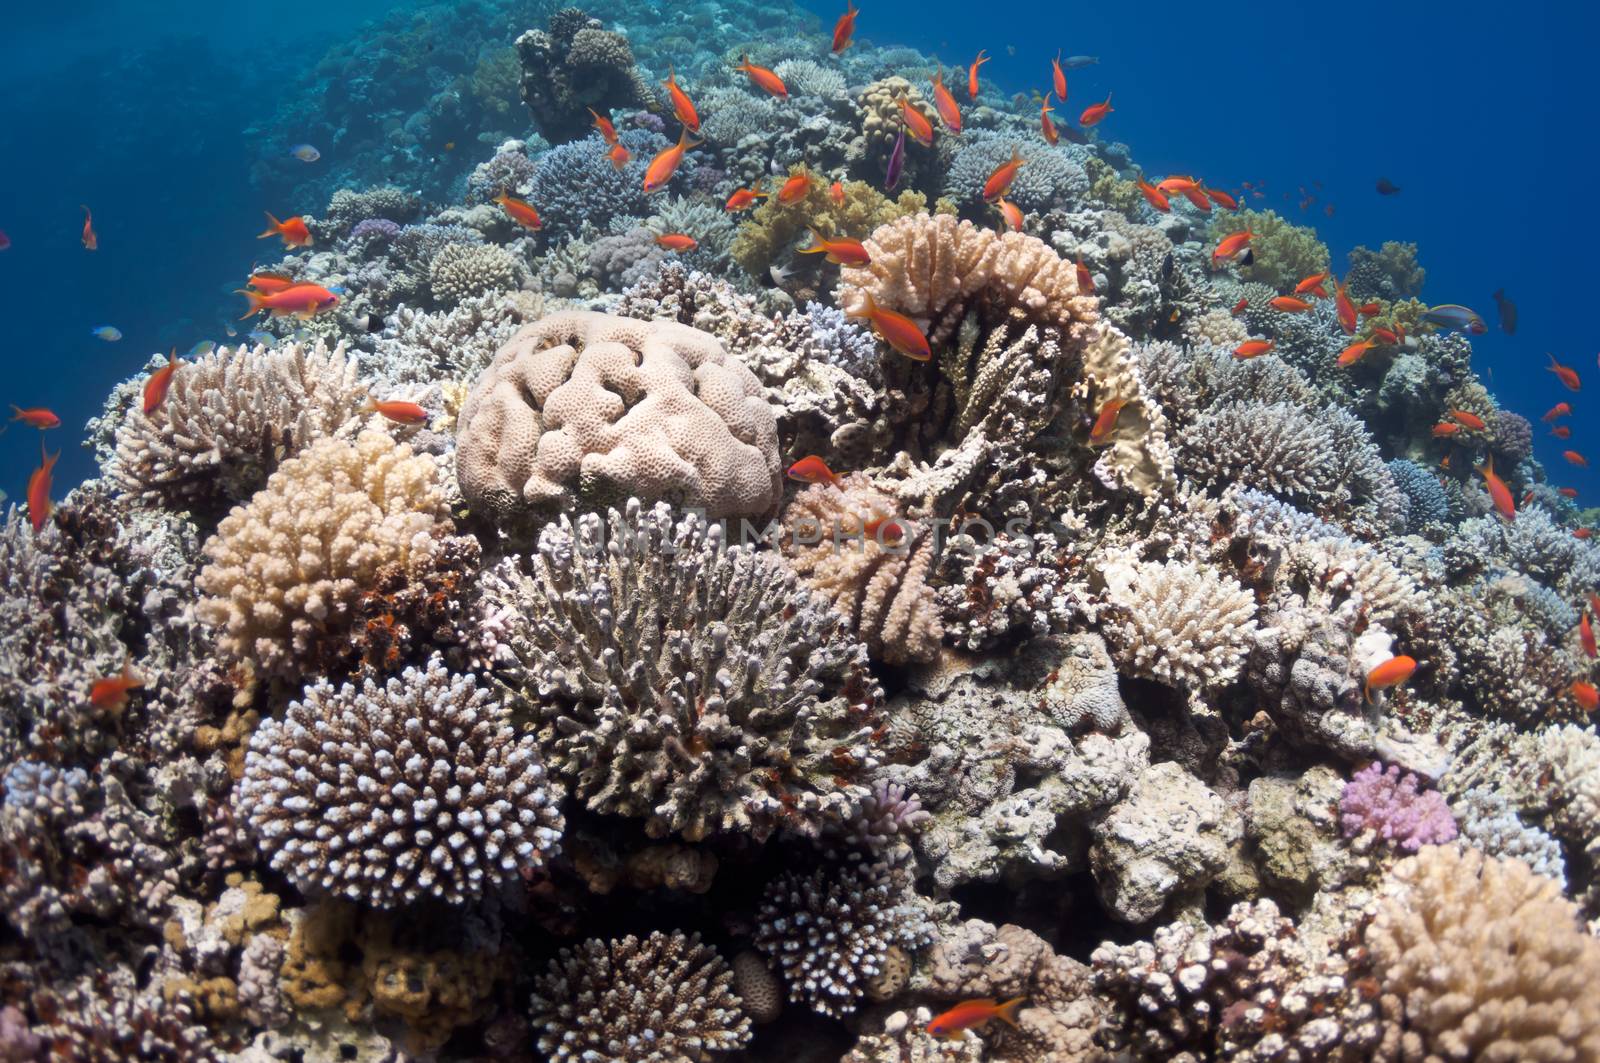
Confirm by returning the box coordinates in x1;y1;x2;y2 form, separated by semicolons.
0;230;9;251
885;127;906;190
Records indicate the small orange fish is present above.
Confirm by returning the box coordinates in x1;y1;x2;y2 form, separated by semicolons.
850;293;931;361
725;183;767;211
81;205;98;250
1561;487;1579;499
10;406;60;430
787;455;841;486
1543;402;1573;422
1570;681;1600;712
736;54;788;97
1575;527;1593;539
1357;301;1382;317
1271;295;1313;313
928;997;1025;1040
1294;271;1330;296
777;170;813;204
143;352;179;415
1431;422;1462;438
363;395;430;426
830;180;845;206
656;233;698;252
968;50;990;99
930;69;961;132
1203;186;1238;210
1212;230;1252;264
589;108;618;143
1079;93;1113;127
247;271;297;294
1553;425;1573;439
1394;322;1407;345
1039;93;1059;145
1179;184;1212;212
494;193;543;230
1089;397;1126;445
1449;410;1486;431
995;197;1023;232
1136;176;1171;212
1234;339;1275;359
1231;297;1248;314
1565;450;1589;467
607;141;632;170
1051;52;1068;102
831;0;858;53
1337;339;1378;367
1547;353;1581;392
1523;490;1536;507
89;662;144;713
236;282;339;320
258;212;312;248
1335;280;1357;335
1075;256;1095;293
1156;176;1200;194
663;66;701;132
1478;455;1516;521
1365;655;1417;702
1371;327;1399;345
798;230;870;266
898;95;935;147
27;446;59;533
863;513;904;542
644;128;700;193
1582;611;1598;659
982;146;1026;202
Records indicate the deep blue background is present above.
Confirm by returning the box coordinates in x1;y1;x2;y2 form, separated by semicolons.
1;0;1595;505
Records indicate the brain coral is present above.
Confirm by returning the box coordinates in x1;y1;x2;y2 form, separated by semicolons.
196;430;452;681
237;658;564;907
482;500;882;842
455;310;782;525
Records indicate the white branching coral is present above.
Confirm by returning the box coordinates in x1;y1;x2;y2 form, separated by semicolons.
236;657;563;907
781;474;942;665
1367;845;1600;1061
1098;554;1259;690
195;430;451;680
482;500;882;842
106;340;365;509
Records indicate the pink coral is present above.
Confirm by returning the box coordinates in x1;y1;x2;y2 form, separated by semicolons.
1338;762;1457;851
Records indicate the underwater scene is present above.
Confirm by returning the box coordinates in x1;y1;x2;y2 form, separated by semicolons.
3;0;1600;1059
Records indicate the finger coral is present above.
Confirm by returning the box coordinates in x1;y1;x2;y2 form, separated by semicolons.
195;429;454;681
455;310;782;527
1338;761;1458;851
482;500;882;842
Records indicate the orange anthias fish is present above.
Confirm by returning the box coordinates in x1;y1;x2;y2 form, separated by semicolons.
1449;409;1486;430
89;663;145;713
663;66;701;132
28;447;59;533
1079;93;1113;127
1234;339;1275;359
1570;681;1599;713
589;107;619;143
607;141;632;170
1271;295;1313;313
1203;186;1238;210
1089;397;1126;445
1357;301;1382;317
995;197;1024;232
644;128;700;193
982;147;1026;202
81;205;98;250
1075;255;1095;293
787;454;841;486
777;170;813;204
851;292;931;361
1431;422;1462;438
1231;297;1248;314
968;50;990;99
1478;455;1516;521
1136;176;1171;212
830;180;845;206
656;233;699;252
1039;94;1059;145
1543;402;1573;422
736;54;788;97
1178;184;1212;212
1553;425;1573;439
247;271;297;294
363;395;430;426
258;212;312;248
1051;51;1068;102
1565;450;1589;467
725;183;767;211
1156;176;1200;194
799;230;870;266
1294;271;1330;296
928;997;1025;1040
899;95;935;147
863;513;904;542
1371;326;1399;345
1582;611;1598;659
831;0;858;53
1575;527;1592;539
494;193;543;230
1547;353;1581;391
1335;280;1357;335
143;353;179;415
930;69;962;132
1337;339;1378;366
1561;487;1580;499
1365;655;1417;702
1212;230;1252;264
10;406;61;430
237;283;340;320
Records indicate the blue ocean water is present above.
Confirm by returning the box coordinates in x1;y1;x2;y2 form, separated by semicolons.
0;0;1594;502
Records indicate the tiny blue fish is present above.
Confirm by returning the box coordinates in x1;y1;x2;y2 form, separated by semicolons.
290;143;321;163
1420;304;1486;335
91;326;122;342
885;126;906;191
188;340;216;357
246;330;274;345
1060;55;1099;69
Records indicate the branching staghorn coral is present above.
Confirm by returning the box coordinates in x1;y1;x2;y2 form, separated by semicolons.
1095;552;1259;691
482;500;882;842
107;340;365;512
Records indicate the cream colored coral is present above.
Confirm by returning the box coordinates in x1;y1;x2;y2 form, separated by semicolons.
1368;845;1600;1062
1098;552;1258;690
1078;326;1177;497
1180;307;1250;348
196;430;450;679
455;310;781;523
108;340;365;507
855;77;936;154
782;474;941;665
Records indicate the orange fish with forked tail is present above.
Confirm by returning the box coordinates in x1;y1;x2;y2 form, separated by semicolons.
258;212;312;248
1212;230;1251;264
850;293;931;361
995;197;1024;232
663;67;700;132
1079;93;1113;126
736;54;788;97
1477;455;1516;521
1039;94;1060;145
27;446;59;534
1335;280;1357;335
1089;398;1126;445
798;230;870;266
588;108;618;143
982;147;1026;202
725;183;766;211
927;998;1025;1040
1234;340;1275;359
81;205;98;250
831;0;858;53
1051;52;1068;102
1337;339;1378;367
364;395;430;425
493;193;543;231
930;69;962;132
143;352;179;415
898;95;935;146
644;128;700;193
777;170;813;204
89;663;145;713
1547;353;1581;391
1270;295;1313;312
1365;655;1416;702
1136;176;1171;212
237;283;339;320
787;455;841;486
10;406;60;430
967;50;989;99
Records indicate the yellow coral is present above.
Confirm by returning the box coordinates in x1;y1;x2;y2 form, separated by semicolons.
1209;208;1329;291
1085;156;1144;216
731;168;928;277
361;916;503;1052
